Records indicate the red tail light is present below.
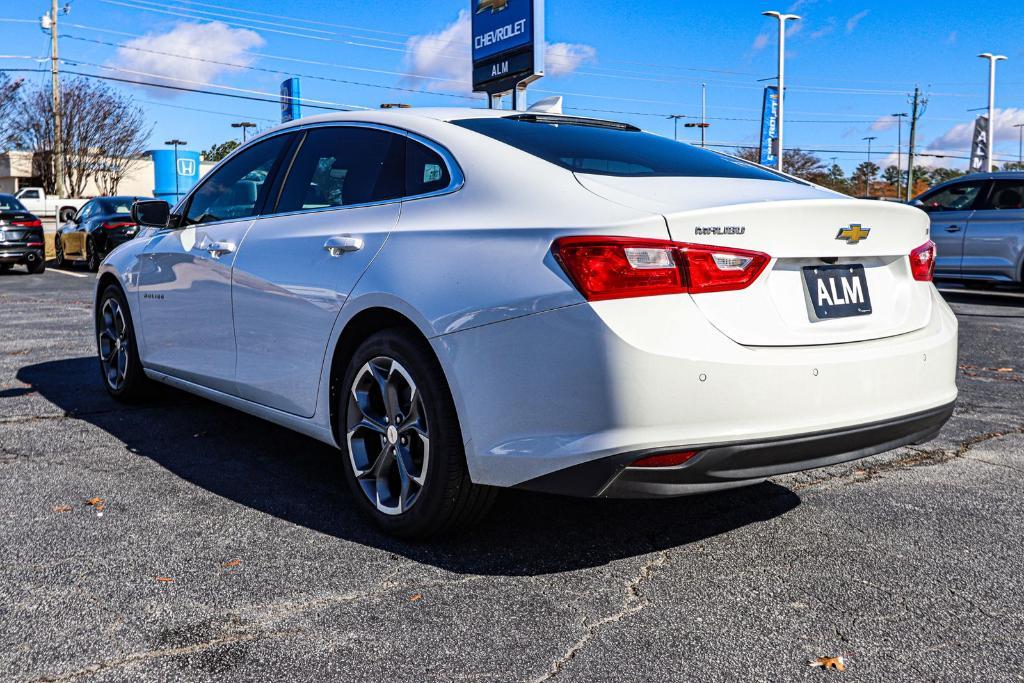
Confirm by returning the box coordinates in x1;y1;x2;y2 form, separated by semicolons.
102;221;136;230
909;241;936;281
631;450;699;468
11;219;42;228
553;236;770;301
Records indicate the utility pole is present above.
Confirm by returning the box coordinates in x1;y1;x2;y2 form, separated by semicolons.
978;53;1007;172
700;82;706;147
48;0;63;198
906;87;928;202
892;112;908;198
667;114;685;141
762;11;800;172
862;135;877;196
1014;122;1024;165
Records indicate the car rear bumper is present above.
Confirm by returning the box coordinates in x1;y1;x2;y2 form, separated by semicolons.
434;287;959;491
515;400;954;497
0;248;44;265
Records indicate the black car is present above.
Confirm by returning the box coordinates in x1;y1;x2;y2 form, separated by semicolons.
0;194;46;274
55;196;150;272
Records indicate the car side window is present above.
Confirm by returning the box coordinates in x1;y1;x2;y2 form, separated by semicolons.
276;127;405;213
184;135;291;226
21;189;39;199
979;179;1024;211
918;181;986;212
406;139;452;197
75;202;94;222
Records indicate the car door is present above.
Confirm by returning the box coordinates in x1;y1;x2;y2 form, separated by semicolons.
136;133;294;394
64;201;94;258
921;179;989;278
961;178;1024;282
231;125;410;416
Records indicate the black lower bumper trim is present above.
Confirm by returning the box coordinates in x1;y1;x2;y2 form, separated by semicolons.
515;401;956;499
0;249;43;264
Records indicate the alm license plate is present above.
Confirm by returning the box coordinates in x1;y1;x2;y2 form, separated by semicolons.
802;264;872;319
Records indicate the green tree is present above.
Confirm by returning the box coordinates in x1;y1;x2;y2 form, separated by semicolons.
202;139;240;162
883;165;902;186
927;167;965;185
822;162;850;194
851;161;880;195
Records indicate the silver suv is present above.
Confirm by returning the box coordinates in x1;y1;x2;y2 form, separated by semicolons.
915;172;1024;288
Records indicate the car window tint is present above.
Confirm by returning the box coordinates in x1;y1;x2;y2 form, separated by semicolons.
452;116;796;182
21;190;39;199
406;139;452;196
98;199;135;215
277;127;405;212
76;202;95;221
185;135;290;225
0;195;26;211
918;181;986;212
979;179;1024;210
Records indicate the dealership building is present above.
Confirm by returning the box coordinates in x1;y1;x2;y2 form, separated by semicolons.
0;149;215;202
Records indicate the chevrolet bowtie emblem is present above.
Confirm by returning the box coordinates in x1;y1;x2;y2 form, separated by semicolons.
477;0;509;13
836;223;870;244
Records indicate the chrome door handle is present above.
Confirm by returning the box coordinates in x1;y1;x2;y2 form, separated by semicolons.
206;241;236;257
323;235;364;256
945;225;961;232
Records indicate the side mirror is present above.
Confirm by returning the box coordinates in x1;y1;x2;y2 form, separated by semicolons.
132;200;171;227
911;199;924;208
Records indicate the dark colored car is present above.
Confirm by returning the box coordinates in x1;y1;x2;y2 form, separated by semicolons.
55;196;149;272
0;194;46;274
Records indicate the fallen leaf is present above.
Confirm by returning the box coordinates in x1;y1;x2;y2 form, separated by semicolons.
155;577;175;583
94;504;105;512
808;655;845;672
85;497;104;506
996;367;1014;373
52;505;72;513
222;559;242;568
409;593;423;602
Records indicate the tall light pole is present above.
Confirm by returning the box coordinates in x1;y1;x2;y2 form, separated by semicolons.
862;135;876;196
231;121;256;142
892;112;908;197
1014;122;1024;165
762;10;800;172
978;53;1006;173
165;139;187;203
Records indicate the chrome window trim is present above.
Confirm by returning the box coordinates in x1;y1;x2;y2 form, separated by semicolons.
174;121;465;228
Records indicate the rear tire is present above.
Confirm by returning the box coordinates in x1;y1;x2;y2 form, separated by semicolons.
59;207;76;223
0;263;11;273
96;285;151;402
339;328;496;539
27;257;45;274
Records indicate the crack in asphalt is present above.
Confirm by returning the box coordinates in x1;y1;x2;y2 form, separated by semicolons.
527;551;669;683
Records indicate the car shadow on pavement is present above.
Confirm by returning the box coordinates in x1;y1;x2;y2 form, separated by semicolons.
18;356;801;577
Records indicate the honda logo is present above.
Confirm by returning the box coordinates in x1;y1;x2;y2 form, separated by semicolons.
177;158;196;176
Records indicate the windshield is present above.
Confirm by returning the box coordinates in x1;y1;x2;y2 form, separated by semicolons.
452;115;795;182
0;195;28;212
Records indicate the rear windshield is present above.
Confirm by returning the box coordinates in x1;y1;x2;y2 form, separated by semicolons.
97;198;139;215
452;115;794;182
0;195;27;212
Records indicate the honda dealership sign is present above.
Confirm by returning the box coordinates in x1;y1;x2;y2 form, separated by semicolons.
471;0;544;97
280;78;302;123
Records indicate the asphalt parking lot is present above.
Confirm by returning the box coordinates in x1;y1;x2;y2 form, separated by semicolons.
1;267;1022;682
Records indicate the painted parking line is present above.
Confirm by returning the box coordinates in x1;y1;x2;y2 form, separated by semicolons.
47;267;90;279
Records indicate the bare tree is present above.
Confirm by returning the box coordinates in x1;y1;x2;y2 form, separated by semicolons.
8;77;150;196
0;74;26;149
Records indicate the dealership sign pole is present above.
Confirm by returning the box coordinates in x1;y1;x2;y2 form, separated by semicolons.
471;0;545;111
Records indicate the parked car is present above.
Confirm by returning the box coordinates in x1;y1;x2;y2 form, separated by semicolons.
14;187;89;224
55;196;148;272
97;108;958;538
0;193;45;274
913;172;1024;288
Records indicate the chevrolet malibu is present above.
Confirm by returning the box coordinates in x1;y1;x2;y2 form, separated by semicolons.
96;108;958;538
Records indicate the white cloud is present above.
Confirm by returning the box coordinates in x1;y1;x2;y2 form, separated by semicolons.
108;22;264;97
929;108;1024;150
809;18;836;40
403;11;596;93
845;9;869;33
869;115;898;132
751;32;770;52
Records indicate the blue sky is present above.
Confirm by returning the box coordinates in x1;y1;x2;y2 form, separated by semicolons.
3;0;1024;172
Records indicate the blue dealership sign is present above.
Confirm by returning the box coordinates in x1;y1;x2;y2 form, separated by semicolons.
759;86;779;167
471;0;544;96
281;77;302;123
150;149;201;205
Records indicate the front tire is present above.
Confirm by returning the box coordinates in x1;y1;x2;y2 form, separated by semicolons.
86;237;101;272
339;329;496;538
96;285;150;402
53;235;66;268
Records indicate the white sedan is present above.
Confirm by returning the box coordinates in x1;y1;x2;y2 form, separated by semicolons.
97;107;958;537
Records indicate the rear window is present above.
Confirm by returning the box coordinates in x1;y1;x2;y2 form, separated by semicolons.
97;199;137;215
0;195;27;212
452;115;794;182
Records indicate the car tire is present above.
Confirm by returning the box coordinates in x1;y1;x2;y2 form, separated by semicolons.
59;207;76;223
53;236;66;268
86;237;101;272
0;263;11;273
96;284;151;402
27;257;45;274
339;328;497;539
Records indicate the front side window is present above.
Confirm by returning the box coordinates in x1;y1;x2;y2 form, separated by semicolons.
276;127;405;213
185;135;291;225
76;202;96;222
452;115;795;182
918;181;986;212
979;179;1024;210
20;189;40;199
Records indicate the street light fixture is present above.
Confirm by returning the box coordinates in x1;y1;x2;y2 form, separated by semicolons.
978;53;1007;173
862;135;877;196
165;139;187;203
762;10;800;172
231;121;256;142
667;114;685;141
684;122;711;147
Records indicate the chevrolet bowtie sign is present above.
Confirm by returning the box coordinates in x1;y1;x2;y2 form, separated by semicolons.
471;0;544;97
